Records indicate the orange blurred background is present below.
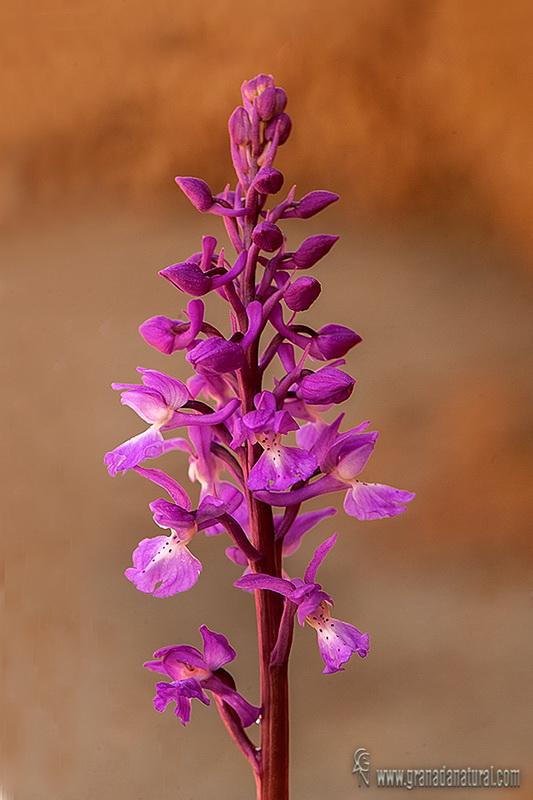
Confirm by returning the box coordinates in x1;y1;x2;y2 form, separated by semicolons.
3;2;532;798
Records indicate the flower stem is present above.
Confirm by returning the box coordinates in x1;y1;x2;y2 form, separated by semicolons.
239;349;290;800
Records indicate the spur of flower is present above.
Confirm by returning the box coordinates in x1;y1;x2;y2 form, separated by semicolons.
145;625;261;727
235;534;369;674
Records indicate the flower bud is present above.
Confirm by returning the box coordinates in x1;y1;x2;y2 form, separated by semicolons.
187;338;244;375
159;263;213;296
228;106;251;145
292;235;339;269
273;88;287;115
297;366;355;405
175;177;213;212
311;324;362;360
242;74;274;102
284;276;321;311
251;167;284;195
256;87;277;121
265;112;292;144
283;190;339;219
252;221;284;252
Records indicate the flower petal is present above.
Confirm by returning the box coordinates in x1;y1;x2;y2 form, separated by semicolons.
304;534;337;584
343;482;415;520
104;426;164;476
281;506;337;556
247;445;317;491
316;617;370;674
125;536;202;596
199;625;236;671
153;677;210;726
133;465;191;509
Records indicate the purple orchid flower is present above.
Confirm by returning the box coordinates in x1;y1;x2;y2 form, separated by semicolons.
104;367;239;476
145;626;261;726
139;299;204;355
235;535;369;674
125;466;242;596
230;391;317;491
255;415;415;520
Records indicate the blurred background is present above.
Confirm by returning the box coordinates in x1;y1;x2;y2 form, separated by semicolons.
2;1;532;798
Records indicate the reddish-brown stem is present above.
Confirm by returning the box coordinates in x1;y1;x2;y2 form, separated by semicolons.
238;347;290;800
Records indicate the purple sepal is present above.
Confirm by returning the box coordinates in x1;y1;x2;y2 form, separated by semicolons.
310;324;362;359
304;534;337;584
228;106;251;145
251;167;284;195
149;645;208;674
113;368;189;422
297;366;355;405
256;86;286;120
187;337;244;375
290;235;339;269
139;300;204;354
252;221;284;252
282;190;339;219
281;507;337;555
284;276;321;311
199;624;237;670
132;466;191;508
159;262;213;296
264;112;292;144
176;176;249;217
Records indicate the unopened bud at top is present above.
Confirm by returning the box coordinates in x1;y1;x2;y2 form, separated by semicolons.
284;276;321;311
251;167;284;195
256;87;287;121
265;112;292;145
175;177;213;212
252;221;284;252
242;74;274;103
228;106;251;146
292;235;339;269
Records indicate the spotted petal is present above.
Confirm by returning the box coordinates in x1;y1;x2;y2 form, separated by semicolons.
125;535;202;596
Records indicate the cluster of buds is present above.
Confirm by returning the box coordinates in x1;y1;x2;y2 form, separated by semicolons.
105;74;414;796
